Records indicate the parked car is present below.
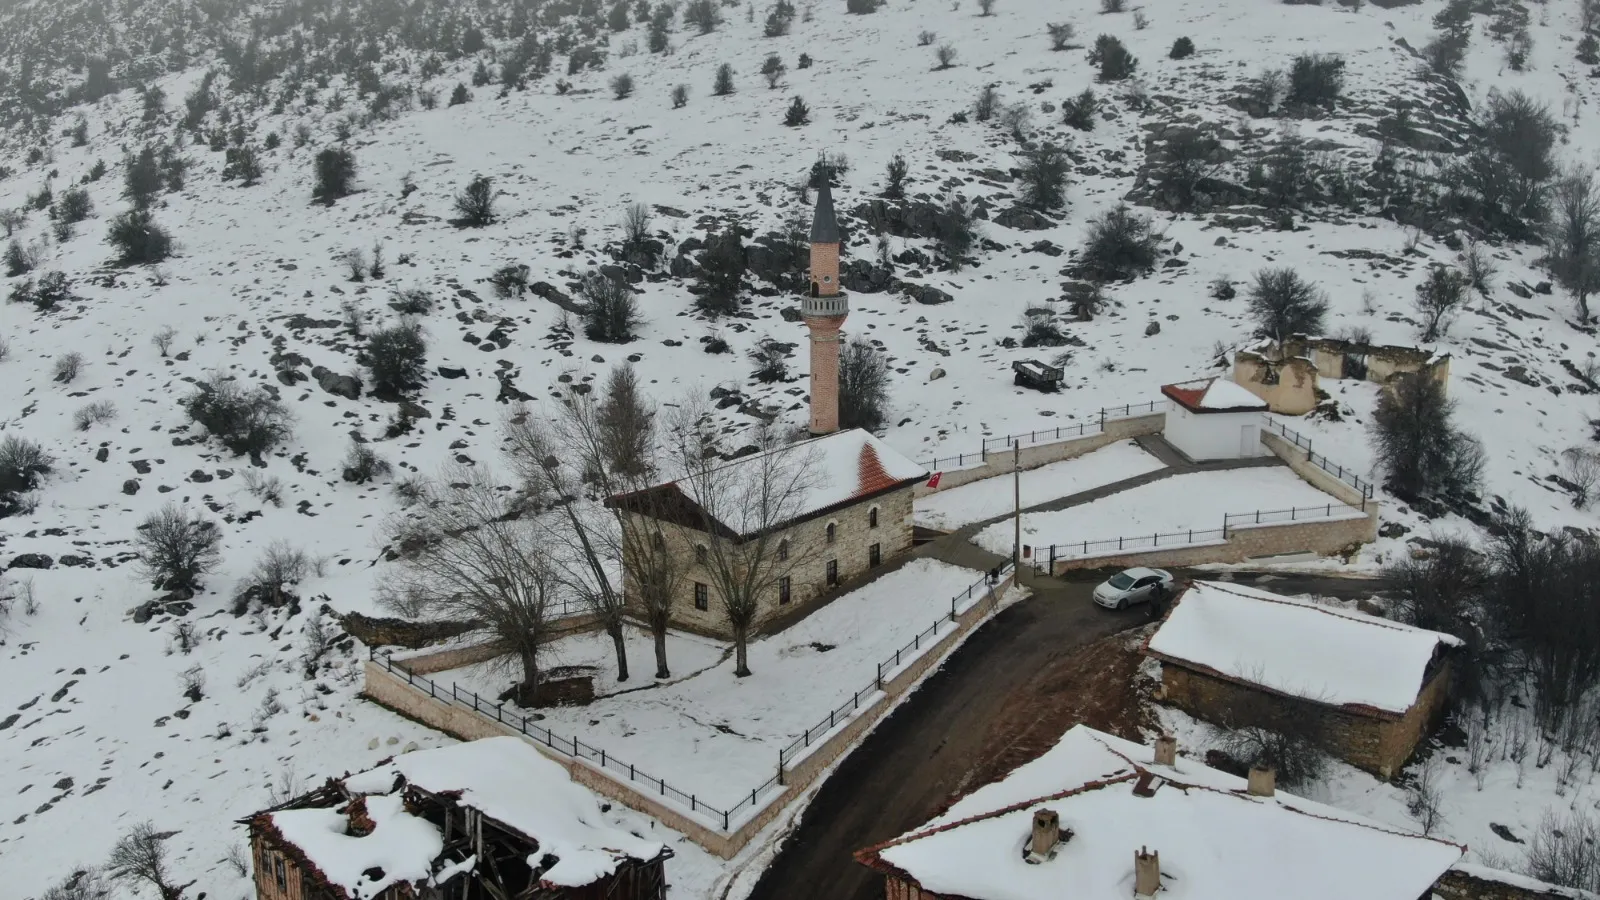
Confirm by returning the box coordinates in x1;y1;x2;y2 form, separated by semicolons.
1092;567;1175;610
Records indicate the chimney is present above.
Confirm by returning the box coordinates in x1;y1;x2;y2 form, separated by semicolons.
1248;766;1276;797
1153;734;1177;767
1026;809;1061;863
1134;846;1161;898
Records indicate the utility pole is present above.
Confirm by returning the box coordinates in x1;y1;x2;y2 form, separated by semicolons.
1013;442;1022;577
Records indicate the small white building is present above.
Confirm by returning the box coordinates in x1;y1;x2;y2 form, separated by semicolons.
1160;377;1269;461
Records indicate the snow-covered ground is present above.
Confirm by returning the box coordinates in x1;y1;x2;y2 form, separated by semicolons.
912;440;1166;531
972;466;1364;557
434;559;985;806
443;625;731;701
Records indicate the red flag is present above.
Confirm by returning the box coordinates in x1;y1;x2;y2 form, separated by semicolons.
926;472;942;489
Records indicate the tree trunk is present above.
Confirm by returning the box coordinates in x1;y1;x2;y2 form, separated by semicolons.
733;625;751;677
653;623;671;679
609;621;630;682
518;648;540;706
1580;290;1592;325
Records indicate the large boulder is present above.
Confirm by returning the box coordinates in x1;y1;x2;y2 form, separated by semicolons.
909;284;955;305
311;366;362;400
852;199;944;240
993;206;1055;232
841;259;896;293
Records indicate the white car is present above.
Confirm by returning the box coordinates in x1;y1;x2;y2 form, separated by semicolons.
1092;567;1175;610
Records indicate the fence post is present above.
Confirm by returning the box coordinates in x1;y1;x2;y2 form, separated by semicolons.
877;662;883;690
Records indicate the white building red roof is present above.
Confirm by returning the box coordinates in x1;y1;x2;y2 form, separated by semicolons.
1161;377;1268;413
856;725;1464;900
1146;581;1461;716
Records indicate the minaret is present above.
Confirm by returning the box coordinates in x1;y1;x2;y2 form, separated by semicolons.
802;180;847;435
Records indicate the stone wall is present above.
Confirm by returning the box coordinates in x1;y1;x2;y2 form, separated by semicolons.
626;486;916;640
914;413;1166;499
1233;351;1319;416
1158;662;1444;778
1045;510;1376;574
361;574;1014;860
1259;429;1371;510
393;614;605;676
1235;336;1450;415
1434;866;1600;900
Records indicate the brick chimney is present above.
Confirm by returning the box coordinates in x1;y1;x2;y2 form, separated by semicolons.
1134;846;1160;898
1153;734;1176;767
1026;808;1061;863
1248;766;1276;797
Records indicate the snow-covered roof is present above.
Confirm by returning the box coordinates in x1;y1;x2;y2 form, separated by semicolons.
1161;377;1268;413
268;737;666;898
1146;581;1462;716
610;428;925;538
857;725;1464;900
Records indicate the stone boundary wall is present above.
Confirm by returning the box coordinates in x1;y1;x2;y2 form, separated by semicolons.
391;613;605;676
361;574;1016;859
1435;867;1600;900
1045;509;1377;574
1259;429;1370;510
915;413;1166;497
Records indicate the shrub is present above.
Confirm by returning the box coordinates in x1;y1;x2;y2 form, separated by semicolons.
490;263;530;298
784;96;810;126
580;271;642;342
696;225;747;316
187;377;293;458
1285;53;1344;109
4;239;34;276
935;198;976;269
1048;23;1075;51
611;72;635;99
621;202;659;266
762;53;787;89
750;338;790;382
109;822;185;900
1152;125;1221;210
0;434;52;501
452;175;496;227
1218;724;1328;791
135;504;223;593
847;0;881;12
839;338;890;430
974;85;999;121
1100;0;1125;11
313;147;357;204
1090;34;1138;81
1080;204;1157;281
918;29;937;46
53;352;84;383
107;210;172;265
222;145;262;185
73;400;118;431
1246;267;1327;341
53;188;93;224
1413;265;1470;342
672;84;690;108
124;147;164;207
935;44;958;70
1061;88;1099;130
1021;311;1069;347
1208;276;1236;301
1020;144;1070;212
449;83;471;106
883;153;909;199
685;0;721;33
1169;36;1195;59
13;270;72;311
765;1;795;36
713;63;736;96
342;441;392;485
362;322;428;396
977;0;996;15
1372;374;1485;501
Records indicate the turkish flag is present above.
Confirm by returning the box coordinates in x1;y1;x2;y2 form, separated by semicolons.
926;472;942;489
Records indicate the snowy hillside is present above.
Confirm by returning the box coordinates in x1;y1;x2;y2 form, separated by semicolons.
4;0;1600;895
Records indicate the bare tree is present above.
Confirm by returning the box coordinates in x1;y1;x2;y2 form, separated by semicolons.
666;406;818;677
1246;267;1328;342
135;504;223;594
1413;265;1469;342
1562;447;1600;509
1545;167;1600;324
839;338;891;431
41;867;111;900
108;822;183;900
382;467;558;704
1526;809;1600;892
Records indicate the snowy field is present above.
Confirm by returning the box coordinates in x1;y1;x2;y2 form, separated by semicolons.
912;440;1167;531
435;559;986;806
442;625;730;701
973;466;1364;557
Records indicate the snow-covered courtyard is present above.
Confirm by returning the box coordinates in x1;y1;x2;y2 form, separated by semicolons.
973;467;1366;558
912;440;1167;532
432;559;989;806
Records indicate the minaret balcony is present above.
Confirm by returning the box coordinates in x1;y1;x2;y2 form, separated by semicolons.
801;295;849;318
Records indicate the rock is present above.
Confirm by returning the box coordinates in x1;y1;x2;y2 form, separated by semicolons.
992;206;1054;231
387;736;400;745
311;366;362;400
1506;282;1532;300
7;554;53;571
1489;823;1523;844
437;366;468;379
122;479;140;495
911;285;954;305
852;199;944;240
528;281;586;314
780;306;803;322
1535;281;1553;295
95;447;109;463
190;469;214;483
1025;240;1065;257
402;741;419;753
1145;321;1161;336
1378;521;1411;539
369;737;380;750
841;259;896;293
929;368;947;381
131;600;159;624
58;555;92;568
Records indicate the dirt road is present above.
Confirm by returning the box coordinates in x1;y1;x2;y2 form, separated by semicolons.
742;569;1389;900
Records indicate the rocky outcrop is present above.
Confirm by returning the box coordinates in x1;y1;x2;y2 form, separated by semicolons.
311;366;362;400
339;611;476;649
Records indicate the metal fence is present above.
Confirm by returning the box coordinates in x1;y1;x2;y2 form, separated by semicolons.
1262;419;1376;500
776;563;1012;771
1036;501;1366;566
918;400;1164;468
1223;503;1364;528
374;562;1016;833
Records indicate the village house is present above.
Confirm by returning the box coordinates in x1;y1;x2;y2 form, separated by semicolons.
245;737;671;900
607;428;925;638
1159;377;1271;462
854;724;1467;900
1232;333;1452;415
1145;580;1460;778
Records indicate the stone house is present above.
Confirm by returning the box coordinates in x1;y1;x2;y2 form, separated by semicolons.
1233;334;1451;415
607;428;925;638
854;725;1470;900
246;737;671;900
1145;581;1460;778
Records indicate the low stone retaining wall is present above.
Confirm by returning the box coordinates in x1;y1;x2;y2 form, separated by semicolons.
1260;429;1369;510
391;613;605;676
1042;510;1377;574
915;414;1166;497
1435;866;1600;900
361;575;1015;859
